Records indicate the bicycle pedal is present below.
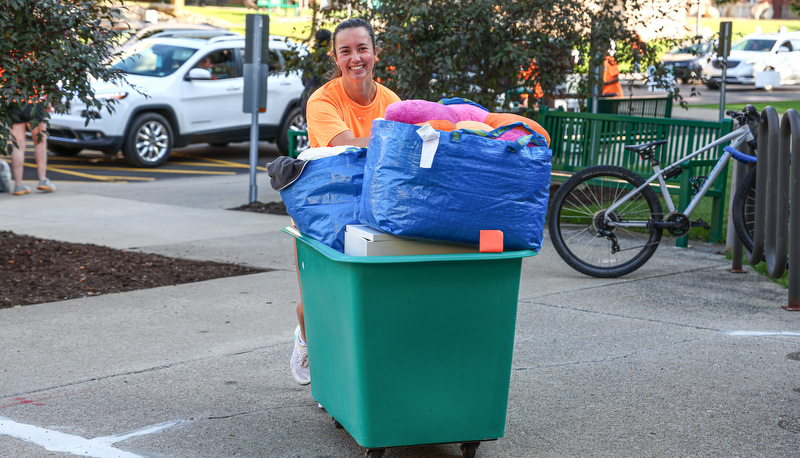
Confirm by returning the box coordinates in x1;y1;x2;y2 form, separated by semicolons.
689;176;707;193
691;219;710;230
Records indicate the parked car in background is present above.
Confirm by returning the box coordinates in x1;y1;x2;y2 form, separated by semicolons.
703;32;800;89
660;41;714;84
48;35;306;167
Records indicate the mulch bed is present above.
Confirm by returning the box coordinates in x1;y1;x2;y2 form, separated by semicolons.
0;201;287;308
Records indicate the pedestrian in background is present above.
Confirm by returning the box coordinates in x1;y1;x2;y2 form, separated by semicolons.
602;55;623;97
300;28;333;118
7;101;55;195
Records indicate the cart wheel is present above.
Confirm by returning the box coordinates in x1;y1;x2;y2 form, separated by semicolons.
460;441;480;458
364;448;385;457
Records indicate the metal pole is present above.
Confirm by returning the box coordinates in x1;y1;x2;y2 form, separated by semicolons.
248;18;262;204
719;64;728;122
718;22;732;122
696;0;702;40
727;158;745;268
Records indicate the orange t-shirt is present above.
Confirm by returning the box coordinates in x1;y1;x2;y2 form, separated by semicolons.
306;77;400;148
602;56;623;97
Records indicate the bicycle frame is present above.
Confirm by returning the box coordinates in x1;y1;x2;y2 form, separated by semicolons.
604;122;756;228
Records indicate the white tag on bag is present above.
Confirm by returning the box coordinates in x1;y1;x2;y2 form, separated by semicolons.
416;123;440;169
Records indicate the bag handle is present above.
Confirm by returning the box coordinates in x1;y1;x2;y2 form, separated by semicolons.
449;121;548;152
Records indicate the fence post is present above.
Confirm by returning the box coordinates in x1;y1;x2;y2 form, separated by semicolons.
739;107;800;310
781;109;800;310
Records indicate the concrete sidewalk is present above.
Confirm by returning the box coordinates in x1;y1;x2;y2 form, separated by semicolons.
1;172;799;457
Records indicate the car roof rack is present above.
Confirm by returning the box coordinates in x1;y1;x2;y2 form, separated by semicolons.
207;34;246;44
152;30;240;40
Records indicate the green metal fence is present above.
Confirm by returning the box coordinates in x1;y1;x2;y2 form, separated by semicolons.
538;107;734;246
590;94;673;118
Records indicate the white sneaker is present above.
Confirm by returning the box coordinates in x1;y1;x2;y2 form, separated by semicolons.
290;325;310;385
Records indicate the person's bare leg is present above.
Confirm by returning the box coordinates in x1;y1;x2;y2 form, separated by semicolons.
30;122;48;181
296;301;306;342
294;240;307;342
10;123;27;187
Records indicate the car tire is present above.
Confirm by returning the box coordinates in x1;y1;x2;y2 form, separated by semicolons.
122;112;173;168
48;144;83;156
705;80;720;89
276;105;306;156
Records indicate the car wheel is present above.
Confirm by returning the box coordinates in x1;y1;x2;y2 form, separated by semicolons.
705;80;720;89
48;144;83;156
276;106;307;156
122;113;173;167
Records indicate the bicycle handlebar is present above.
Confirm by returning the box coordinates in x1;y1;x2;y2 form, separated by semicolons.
726;104;760;125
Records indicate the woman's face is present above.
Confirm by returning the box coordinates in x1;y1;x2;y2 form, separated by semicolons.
333;27;375;82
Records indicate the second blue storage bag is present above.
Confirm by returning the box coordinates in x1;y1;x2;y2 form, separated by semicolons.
360;119;552;251
271;147;366;252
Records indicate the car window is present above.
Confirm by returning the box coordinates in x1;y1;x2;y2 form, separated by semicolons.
792;39;800;51
697;43;712;54
268;49;283;72
669;42;711;55
778;40;793;52
732;39;777;52
112;43;197;77
193;49;240;79
234;46;281;73
139;30;160;40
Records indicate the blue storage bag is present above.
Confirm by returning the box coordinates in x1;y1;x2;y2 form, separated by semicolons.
276;147;366;252
360;119;552;251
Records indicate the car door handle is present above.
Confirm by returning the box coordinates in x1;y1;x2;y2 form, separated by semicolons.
227;86;240;92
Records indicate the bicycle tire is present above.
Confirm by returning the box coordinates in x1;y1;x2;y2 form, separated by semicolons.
548;165;664;278
731;166;757;253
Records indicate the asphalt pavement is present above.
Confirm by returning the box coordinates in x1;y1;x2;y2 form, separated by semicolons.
1;124;799;456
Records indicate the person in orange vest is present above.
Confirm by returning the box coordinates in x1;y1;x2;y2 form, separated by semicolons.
518;60;545;108
602;55;623;97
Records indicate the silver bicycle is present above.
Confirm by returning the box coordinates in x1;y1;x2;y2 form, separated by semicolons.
547;105;761;277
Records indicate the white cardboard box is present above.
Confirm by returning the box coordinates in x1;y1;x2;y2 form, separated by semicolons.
344;224;478;256
755;71;781;89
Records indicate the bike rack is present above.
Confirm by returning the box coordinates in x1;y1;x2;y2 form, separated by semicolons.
731;107;800;311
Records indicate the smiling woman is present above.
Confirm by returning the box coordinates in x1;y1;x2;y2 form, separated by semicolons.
289;17;401;386
304;18;400;149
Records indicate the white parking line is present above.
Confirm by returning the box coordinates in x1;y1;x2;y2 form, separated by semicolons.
725;331;800;337
0;416;182;457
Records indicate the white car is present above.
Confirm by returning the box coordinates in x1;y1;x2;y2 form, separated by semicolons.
703;32;800;89
48;35;306;167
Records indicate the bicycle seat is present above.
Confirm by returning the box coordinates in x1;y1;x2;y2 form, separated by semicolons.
624;139;668;153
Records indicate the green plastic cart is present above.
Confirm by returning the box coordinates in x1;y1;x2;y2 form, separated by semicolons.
284;227;536;457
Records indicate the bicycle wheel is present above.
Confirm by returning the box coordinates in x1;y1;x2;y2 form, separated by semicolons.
548;165;664;278
731;166;757;253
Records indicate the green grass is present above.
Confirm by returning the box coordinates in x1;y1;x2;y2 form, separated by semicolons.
698;18;800;38
690;101;800;115
181;5;313;38
135;4;314;39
